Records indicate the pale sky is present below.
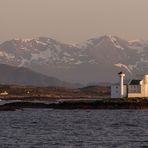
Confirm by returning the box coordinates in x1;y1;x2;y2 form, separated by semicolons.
0;0;148;43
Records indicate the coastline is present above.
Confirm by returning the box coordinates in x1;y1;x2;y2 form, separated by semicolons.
0;96;148;111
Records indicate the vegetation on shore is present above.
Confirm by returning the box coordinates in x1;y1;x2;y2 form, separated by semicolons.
0;85;110;100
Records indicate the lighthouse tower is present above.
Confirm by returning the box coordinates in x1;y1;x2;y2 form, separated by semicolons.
118;71;125;98
111;71;127;98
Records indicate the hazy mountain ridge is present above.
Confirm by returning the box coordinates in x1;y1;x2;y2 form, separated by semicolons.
0;35;148;83
0;64;79;87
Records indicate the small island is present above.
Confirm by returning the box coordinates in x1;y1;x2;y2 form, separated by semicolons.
0;82;148;111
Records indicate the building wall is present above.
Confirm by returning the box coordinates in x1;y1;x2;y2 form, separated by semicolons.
128;93;143;98
128;85;141;93
111;85;127;98
143;75;148;97
144;84;148;97
128;84;146;98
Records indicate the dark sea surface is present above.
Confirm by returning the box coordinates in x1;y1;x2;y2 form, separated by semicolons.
0;109;147;148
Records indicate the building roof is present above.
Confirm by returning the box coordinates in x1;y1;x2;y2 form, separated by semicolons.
129;80;141;85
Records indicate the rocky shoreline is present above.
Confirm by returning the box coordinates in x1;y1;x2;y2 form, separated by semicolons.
0;98;148;111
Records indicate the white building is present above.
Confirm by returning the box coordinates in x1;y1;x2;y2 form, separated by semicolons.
111;72;148;98
0;91;8;96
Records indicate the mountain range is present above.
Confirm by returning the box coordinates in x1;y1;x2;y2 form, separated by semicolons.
0;35;148;84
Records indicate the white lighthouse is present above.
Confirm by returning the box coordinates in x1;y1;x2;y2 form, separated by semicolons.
111;72;148;98
111;71;127;99
118;71;125;98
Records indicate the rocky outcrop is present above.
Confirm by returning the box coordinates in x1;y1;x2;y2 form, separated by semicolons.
0;98;148;111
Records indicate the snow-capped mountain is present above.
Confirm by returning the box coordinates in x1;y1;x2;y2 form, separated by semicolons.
0;37;94;66
77;35;148;80
0;35;148;83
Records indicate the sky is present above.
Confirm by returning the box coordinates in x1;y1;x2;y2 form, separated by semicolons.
0;0;148;43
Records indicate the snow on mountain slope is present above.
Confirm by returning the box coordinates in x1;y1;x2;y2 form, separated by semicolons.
0;37;95;67
0;35;148;83
128;39;148;53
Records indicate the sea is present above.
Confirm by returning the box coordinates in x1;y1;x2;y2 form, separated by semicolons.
0;109;147;148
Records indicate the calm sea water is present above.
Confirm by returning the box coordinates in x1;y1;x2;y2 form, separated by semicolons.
0;109;147;148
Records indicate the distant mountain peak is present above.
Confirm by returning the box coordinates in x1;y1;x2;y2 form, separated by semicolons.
0;35;148;83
